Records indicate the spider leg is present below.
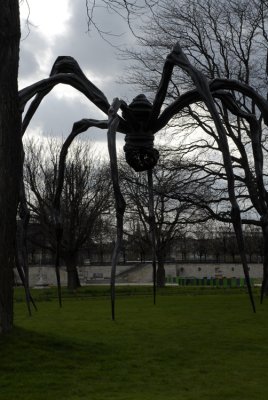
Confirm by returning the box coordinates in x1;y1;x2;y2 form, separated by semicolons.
146;54;176;130
157;88;256;132
16;149;37;314
51;118;108;307
20;56;128;136
51;209;63;308
16;212;37;315
165;43;256;312
19;56;129;311
19;56;110;115
107;98;126;321
261;222;268;303
54;119;108;209
147;168;157;305
231;206;256;312
20;59;112;307
19;55;110;138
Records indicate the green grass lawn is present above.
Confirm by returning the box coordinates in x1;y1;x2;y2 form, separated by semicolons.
1;287;268;400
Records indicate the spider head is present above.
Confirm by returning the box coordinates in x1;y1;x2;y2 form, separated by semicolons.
123;94;159;172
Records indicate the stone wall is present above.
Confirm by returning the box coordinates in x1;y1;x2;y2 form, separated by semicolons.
14;262;263;287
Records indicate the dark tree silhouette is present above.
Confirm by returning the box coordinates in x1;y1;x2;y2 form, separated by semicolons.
24;139;112;290
0;0;22;333
120;156;190;287
122;0;268;300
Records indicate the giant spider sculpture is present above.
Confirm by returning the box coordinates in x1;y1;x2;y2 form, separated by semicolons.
18;43;268;318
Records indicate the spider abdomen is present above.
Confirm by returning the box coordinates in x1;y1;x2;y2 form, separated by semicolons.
123;94;159;172
124;132;159;172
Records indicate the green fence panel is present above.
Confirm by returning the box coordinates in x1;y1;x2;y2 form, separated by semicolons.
174;276;251;287
231;278;236;287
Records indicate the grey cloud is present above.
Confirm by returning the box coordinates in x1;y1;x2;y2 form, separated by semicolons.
24;92;105;135
19;0;138;143
23;87;127;149
19;45;40;79
45;1;137;100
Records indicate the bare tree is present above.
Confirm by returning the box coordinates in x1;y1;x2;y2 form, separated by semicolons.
124;218;152;262
24;139;112;290
85;0;159;36
123;0;268;94
122;0;268;297
120;155;191;286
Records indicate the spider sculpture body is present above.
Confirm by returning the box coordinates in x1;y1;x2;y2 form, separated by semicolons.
18;43;266;317
122;94;159;172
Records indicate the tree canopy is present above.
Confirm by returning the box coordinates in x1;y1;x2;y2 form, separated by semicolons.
24;139;112;290
115;0;268;302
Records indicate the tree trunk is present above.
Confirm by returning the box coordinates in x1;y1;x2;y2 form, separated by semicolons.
64;253;81;290
261;224;268;297
0;1;21;334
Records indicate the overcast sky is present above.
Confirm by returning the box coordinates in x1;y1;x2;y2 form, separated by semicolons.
19;0;140;153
